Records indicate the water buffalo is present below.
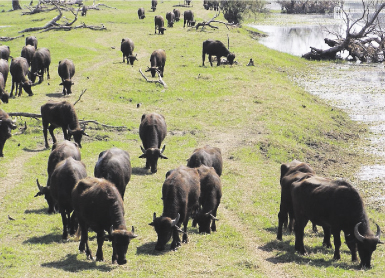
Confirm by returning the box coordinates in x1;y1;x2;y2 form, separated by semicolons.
193;165;222;234
72;177;138;264
139;112;168;173
50;157;87;239
0;59;9;86
187;145;223;176
10;57;36;97
25;36;38;49
138;7;145;19
202;39;235;66
149;166;200;251
21;45;35;66
292;175;382;268
154;15;166;34
41;101;88;149
0;45;10;61
94;147;131;199
30;47;51;83
81;5;87;16
173;9;181;21
151;0;157;11
35;140;82;214
145;49;166;77
0;72;9;103
120;38;137;65
0;109;16;157
183;10;195;27
58;59;75;95
166;12;175;27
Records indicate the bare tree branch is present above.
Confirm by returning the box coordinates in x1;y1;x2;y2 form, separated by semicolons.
73;89;87;106
139;68;167;88
0;35;25;41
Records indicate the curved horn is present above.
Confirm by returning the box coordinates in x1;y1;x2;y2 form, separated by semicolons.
153;212;156;221
375;222;381;239
141;146;146;154
210;214;219;221
354;222;365;243
161;145;166;153
171;213;180;227
36;179;43;191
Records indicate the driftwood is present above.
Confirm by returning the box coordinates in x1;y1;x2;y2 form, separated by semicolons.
0;35;25;41
139;68;167;88
8;112;41;119
78;120;127;130
73;89;87;106
195;13;237;31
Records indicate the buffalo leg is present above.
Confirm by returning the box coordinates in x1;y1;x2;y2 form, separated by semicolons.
60;209;69;240
209;55;213;67
202;53;205;66
0;140;5;157
211;207;218;232
18;83;23;97
344;232;358;261
69;211;77;236
294;219;308;255
277;207;289;240
182;220;188;243
79;223;93;260
46;66;50;80
48;125;57;144
43;122;50;148
217;56;221;66
10;81;15;97
62;126;69;141
95;232;104;262
322;226;332;248
332;229;341;260
170;228;181;250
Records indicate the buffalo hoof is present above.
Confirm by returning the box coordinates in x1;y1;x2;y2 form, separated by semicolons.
333;254;341;260
322;242;332;248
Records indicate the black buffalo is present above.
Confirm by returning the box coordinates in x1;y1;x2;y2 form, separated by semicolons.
166;12;175;27
0;59;9;86
193;165;222;233
202;39;235;66
21;45;35;66
25;36;38;49
138;7;145;19
173;9;181;21
81;5;87;16
145;49;166;77
30;47;51;83
0;72;9;103
0;45;10;61
94;147;131;199
139;112;168;173
10;57;36;97
187;145;223;176
50;157;87;239
120;38;137;65
35;140;82;214
154;15;166;34
41;101;88;149
72;177;138;264
292;175;381;268
149;166;200;251
183;10;195;27
58;59;75;95
151;0;157;11
0;109;16;157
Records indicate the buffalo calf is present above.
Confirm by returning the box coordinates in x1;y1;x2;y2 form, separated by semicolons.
58;59;75;95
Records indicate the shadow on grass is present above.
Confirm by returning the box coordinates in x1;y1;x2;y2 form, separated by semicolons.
23;232;60;245
22;147;47;153
136;241;173;256
41;253;113;272
260;239;358;270
24;208;48;214
46;93;65;98
132;167;153;176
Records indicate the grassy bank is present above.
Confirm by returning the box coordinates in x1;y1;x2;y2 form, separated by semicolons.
0;1;383;277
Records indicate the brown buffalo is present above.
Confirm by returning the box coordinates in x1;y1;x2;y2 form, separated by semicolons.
120;38;137;65
202;39;235;66
58;59;75;95
145;49;166;77
10;57;36;97
0;109;16;157
187;145;223;176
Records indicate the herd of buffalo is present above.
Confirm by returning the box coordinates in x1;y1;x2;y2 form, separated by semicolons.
0;0;382;270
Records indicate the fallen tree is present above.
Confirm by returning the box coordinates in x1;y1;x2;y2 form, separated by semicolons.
303;2;385;62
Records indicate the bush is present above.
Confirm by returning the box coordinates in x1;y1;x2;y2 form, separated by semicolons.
277;0;340;14
219;0;267;24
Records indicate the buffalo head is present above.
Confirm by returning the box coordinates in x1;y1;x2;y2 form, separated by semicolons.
59;79;74;95
159;27;166;35
1;92;9;103
139;145;168;173
127;54;138;66
227;53;236;65
149;213;181;251
193;210;219;234
21;80;39;96
110;225;137;265
354;222;382;268
68;125;88;148
145;66;160;78
34;179;57;214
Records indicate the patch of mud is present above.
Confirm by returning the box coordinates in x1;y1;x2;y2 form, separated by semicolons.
292;62;385;205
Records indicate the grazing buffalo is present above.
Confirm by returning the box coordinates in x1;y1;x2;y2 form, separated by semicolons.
58;59;75;95
173;9;181;21
193;165;222;233
166;12;175;27
72;177;138;264
41;101;88;149
10;57;36;97
25;36;38;49
120;38;137;65
139;112;168;173
187;145;223;176
183;10;195;27
0;73;9;103
185;0;192;5
81;5;87;16
149;166;200;251
50;157;87;239
138;7;145;19
21;45;35;66
151;0;157;11
204;0;219;11
35;140;81;214
30;47;51;83
154;15;166;34
291;175;382;268
0;45;10;61
0;59;9;86
202;39;235;66
0;109;16;157
94;147;131;199
145;49;166;77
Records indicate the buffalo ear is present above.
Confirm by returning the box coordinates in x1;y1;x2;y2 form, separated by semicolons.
59;82;63;85
149;222;155;226
139;154;146;159
160;154;168;159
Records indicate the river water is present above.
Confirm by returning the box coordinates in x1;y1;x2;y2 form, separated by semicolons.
251;9;385;205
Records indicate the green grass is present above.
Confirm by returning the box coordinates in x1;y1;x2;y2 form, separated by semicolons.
0;1;384;277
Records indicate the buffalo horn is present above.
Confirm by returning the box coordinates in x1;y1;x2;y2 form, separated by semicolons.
161;145;166;153
36;179;43;191
210;214;219;221
175;225;185;234
153;212;156;222
354;222;365;243
375;222;381;239
171;213;180;227
145;66;150;72
141;146;146;154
